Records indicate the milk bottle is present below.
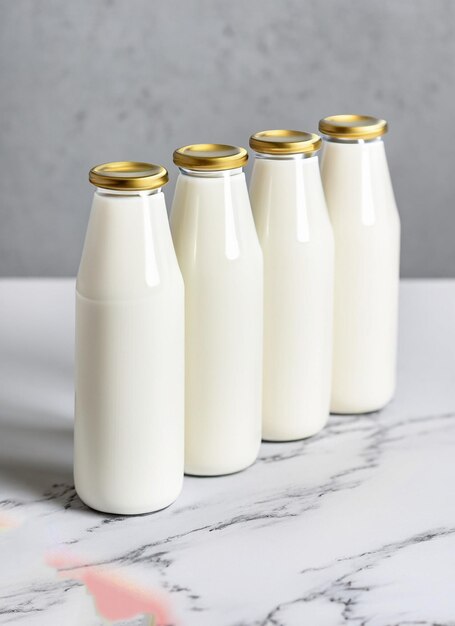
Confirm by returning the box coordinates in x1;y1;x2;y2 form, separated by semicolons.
75;162;184;514
319;115;400;414
171;144;263;475
249;130;334;440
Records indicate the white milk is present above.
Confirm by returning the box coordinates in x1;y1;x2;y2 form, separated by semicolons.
249;130;334;440
170;144;263;476
75;162;184;514
319;116;400;414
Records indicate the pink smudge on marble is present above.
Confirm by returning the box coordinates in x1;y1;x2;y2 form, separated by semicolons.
0;512;21;531
46;551;175;625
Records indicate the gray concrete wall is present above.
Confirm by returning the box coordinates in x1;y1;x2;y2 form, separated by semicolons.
0;0;453;277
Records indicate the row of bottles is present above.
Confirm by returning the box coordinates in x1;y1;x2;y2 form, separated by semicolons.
74;114;400;515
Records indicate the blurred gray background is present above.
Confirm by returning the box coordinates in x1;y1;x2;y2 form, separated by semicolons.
0;0;454;277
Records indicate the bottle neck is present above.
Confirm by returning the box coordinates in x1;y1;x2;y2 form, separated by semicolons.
79;186;172;299
320;135;396;225
178;167;243;178
322;136;384;146
95;187;162;197
253;152;318;161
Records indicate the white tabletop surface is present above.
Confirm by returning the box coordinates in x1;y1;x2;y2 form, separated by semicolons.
0;279;454;626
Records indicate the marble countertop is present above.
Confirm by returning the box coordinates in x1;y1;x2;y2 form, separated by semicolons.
0;279;454;626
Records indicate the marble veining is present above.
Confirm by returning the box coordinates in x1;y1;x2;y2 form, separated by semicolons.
0;280;454;625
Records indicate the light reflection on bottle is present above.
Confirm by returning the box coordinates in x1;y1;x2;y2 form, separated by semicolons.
223;171;240;260
140;191;161;287
360;140;376;226
296;158;310;242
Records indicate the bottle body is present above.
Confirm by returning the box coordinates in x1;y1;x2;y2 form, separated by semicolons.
250;155;334;440
321;138;400;414
74;189;184;514
170;169;263;476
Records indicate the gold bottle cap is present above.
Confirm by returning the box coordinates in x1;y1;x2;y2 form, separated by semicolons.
249;130;322;155
318;115;388;140
89;161;169;191
173;144;248;171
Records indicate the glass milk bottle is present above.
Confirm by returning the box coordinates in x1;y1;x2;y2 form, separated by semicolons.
170;144;263;476
249;130;334;441
75;162;184;514
319;115;400;414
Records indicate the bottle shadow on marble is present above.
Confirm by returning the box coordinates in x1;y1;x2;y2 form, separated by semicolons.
0;401;82;511
0;338;84;512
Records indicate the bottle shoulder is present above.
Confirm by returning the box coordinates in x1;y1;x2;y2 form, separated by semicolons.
76;272;184;304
